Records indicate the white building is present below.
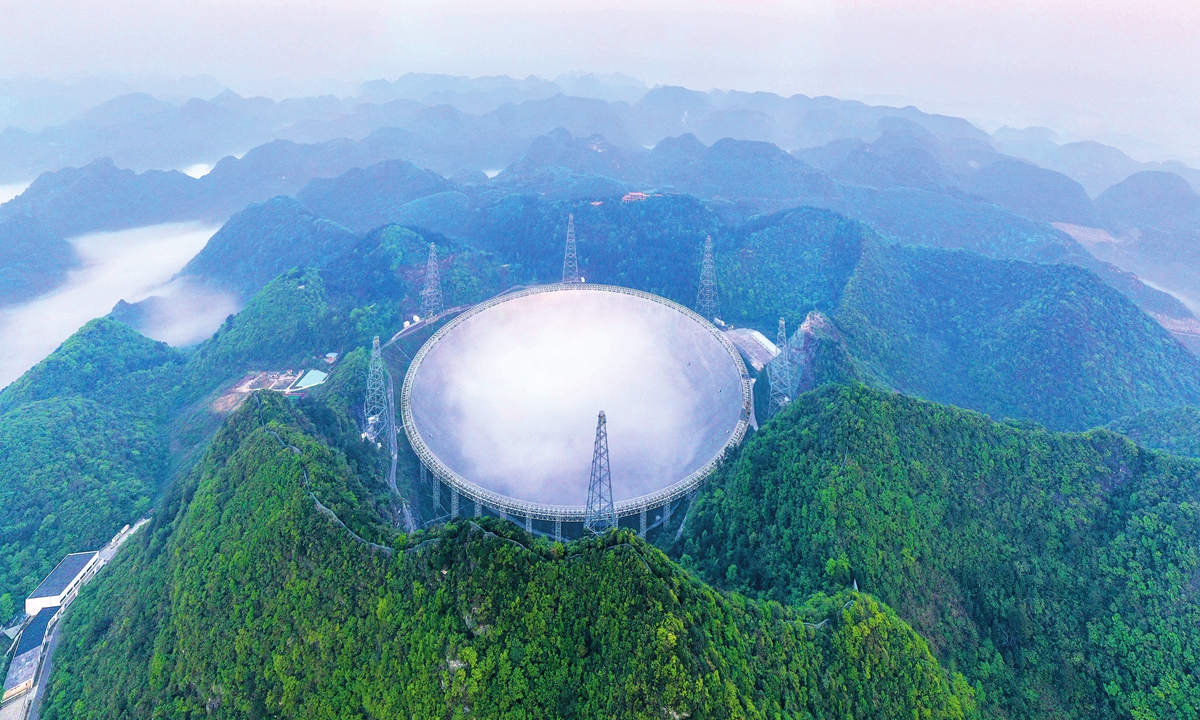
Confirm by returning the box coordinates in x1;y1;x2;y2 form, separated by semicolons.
24;551;99;616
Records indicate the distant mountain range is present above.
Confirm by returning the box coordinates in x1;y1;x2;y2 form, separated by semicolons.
2;73;1198;357
7;73;1195;198
5;75;1199;330
993;125;1200;196
5;115;1199;355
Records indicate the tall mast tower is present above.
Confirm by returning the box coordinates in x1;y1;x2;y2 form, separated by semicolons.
562;214;581;283
362;336;415;531
584;411;616;534
768;317;792;417
696;235;718;320
363;336;389;442
421;243;444;318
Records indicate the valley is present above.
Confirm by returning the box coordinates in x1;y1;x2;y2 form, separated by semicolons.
0;222;225;386
1;69;1199;719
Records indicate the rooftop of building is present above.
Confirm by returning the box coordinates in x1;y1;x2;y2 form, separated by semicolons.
291;369;328;390
13;605;57;658
724;327;779;372
27;551;97;600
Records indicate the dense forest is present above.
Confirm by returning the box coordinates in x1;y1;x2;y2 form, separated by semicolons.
1108;405;1200;459
8;192;1200;615
5;123;1200;715
677;383;1200;719
0;213;75;306
40;392;975;719
0;321;184;623
0;220;511;620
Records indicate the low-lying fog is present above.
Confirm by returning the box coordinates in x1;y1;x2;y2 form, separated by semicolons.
0;222;233;388
0;182;31;204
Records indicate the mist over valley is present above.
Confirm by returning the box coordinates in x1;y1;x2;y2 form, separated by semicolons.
0;222;224;386
2;5;1200;719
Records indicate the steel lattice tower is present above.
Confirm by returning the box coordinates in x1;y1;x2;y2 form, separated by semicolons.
420;243;444;318
768;317;792;417
562;214;581;283
696;235;718;320
584;411;616;534
363;336;389;442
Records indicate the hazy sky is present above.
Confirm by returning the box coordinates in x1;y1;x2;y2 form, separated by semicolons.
2;0;1198;158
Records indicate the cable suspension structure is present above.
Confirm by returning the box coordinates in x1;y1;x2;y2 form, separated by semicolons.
562;213;581;283
363;336;389;442
768;317;792;418
584;411;616;533
696;235;719;320
421;243;444;318
364;335;415;531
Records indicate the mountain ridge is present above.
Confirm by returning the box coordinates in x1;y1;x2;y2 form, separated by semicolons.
40;390;976;719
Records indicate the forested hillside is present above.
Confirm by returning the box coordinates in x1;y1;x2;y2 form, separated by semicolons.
0;320;183;622
677;384;1200;720
295;159;456;232
0;214;75;305
7;172;1200;718
180;196;357;299
0;219;511;625
1108;406;1200;459
8;199;1196;616
832;242;1200;429
42;391;975;719
8;67;1200;720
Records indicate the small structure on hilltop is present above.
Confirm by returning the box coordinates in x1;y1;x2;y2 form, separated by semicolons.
287;369;328;393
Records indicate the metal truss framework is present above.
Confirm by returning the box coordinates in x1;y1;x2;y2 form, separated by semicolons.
768;317;792;417
584;411;616;533
399;283;753;523
696;235;718;320
421;243;444;318
562;214;581;283
363;336;389;442
365;335;416;531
